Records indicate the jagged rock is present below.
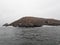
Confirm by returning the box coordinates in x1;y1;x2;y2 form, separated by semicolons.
3;16;60;27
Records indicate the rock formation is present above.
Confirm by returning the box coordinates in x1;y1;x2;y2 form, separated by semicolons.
3;16;60;27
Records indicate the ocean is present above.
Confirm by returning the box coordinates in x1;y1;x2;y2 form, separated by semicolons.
0;26;60;45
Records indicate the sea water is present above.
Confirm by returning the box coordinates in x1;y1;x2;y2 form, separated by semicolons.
0;26;60;45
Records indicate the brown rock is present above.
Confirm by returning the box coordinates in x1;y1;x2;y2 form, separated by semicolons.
3;16;60;27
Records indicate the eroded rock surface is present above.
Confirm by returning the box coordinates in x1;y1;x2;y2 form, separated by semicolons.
3;16;60;27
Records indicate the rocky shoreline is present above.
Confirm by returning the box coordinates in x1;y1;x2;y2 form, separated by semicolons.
3;16;60;27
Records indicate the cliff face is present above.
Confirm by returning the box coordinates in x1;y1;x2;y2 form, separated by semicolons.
3;16;60;27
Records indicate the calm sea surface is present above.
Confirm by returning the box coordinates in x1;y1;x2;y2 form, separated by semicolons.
0;26;60;45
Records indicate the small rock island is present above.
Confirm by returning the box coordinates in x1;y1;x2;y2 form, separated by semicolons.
3;16;60;27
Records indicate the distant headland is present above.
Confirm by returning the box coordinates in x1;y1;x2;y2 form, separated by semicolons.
3;16;60;27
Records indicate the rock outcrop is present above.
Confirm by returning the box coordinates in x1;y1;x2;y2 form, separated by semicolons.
3;16;60;27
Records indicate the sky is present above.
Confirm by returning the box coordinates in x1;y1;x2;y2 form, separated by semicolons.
0;0;60;26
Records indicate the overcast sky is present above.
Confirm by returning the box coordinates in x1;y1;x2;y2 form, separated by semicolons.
0;0;60;26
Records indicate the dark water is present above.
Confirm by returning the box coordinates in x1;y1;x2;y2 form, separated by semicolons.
0;26;60;45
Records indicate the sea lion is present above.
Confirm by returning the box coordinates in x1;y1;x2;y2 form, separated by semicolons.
3;16;60;27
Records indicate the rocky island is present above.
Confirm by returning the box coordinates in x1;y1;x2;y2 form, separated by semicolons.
3;16;60;27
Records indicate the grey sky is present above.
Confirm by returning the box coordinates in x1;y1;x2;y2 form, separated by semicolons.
0;0;59;26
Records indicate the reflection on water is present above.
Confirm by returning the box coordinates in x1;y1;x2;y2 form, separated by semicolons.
0;26;60;45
